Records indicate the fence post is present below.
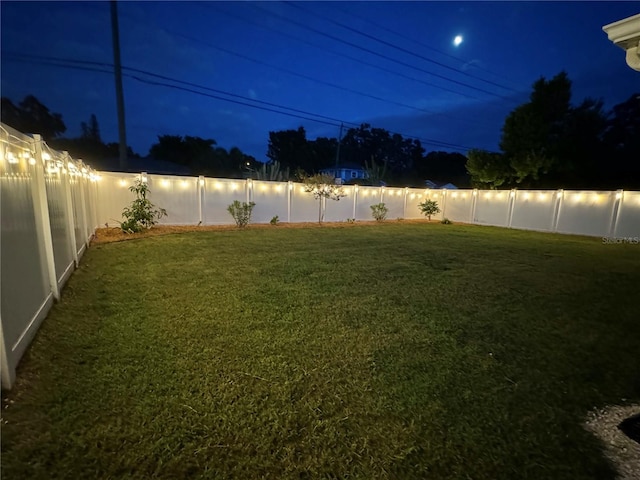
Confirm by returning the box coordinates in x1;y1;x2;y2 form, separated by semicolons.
609;190;624;238
198;176;205;225
471;189;478;223
440;189;447;219
31;135;59;300
0;313;15;389
246;178;252;203
287;181;292;223
507;189;517;228
552;189;564;232
74;161;90;249
403;187;408;219
61;152;79;266
353;185;358;220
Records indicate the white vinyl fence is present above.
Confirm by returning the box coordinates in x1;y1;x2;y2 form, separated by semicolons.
95;171;640;240
1;123;98;389
2;121;639;389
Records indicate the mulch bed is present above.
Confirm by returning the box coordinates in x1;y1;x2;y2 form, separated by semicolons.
91;219;432;245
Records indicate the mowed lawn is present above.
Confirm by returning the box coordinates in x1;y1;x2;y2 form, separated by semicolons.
2;223;639;479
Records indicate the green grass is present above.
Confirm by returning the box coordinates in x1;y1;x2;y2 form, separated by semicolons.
2;223;639;479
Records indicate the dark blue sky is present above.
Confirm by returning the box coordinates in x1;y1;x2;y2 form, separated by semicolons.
1;1;638;162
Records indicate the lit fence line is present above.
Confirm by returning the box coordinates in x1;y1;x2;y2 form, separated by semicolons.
2;122;640;389
95;171;640;239
0;123;98;389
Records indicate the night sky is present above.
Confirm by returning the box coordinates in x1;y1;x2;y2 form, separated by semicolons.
1;1;638;162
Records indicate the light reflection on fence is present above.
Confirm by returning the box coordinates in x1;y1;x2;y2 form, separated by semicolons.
1;121;639;390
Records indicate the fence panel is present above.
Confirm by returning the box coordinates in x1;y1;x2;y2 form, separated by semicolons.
203;178;246;225
95;171;139;227
251;181;288;223
324;185;356;222
556;191;615;237
355;187;382;220
44;158;74;284
474;190;511;227
381;188;406;220
147;174;200;225
615;191;640;238
442;190;473;223
290;184;320;222
510;190;557;232
405;189;428;220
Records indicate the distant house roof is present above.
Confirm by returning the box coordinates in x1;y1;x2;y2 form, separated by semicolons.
90;156;192;175
425;179;458;189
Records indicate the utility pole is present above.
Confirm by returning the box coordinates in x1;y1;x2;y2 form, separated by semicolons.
110;0;128;171
334;122;343;180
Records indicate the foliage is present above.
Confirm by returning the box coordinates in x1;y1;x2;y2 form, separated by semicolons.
466;149;513;189
346;218;356;223
1;95;66;141
227;200;256;228
370;202;388;222
251;160;290;181
416;151;471;187
120;179;167;233
418;199;441;220
149;135;257;177
489;71;608;188
300;173;347;223
270;215;279;225
363;156;388;186
441;218;453;224
3;225;639;479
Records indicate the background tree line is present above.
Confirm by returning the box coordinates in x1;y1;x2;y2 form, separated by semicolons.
266;124;469;187
3;79;638;189
1;95;259;178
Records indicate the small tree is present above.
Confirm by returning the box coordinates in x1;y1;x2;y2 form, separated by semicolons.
121;179;167;233
301;173;346;223
227;200;256;228
370;203;388;222
418;199;440;221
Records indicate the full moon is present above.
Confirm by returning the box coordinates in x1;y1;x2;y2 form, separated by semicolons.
453;35;464;47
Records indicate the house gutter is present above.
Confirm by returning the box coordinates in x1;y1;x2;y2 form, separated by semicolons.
603;13;640;71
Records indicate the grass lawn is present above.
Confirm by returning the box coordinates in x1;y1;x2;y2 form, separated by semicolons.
2;223;639;479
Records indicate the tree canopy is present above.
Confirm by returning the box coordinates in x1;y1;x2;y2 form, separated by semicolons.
1;95;66;141
467;72;637;189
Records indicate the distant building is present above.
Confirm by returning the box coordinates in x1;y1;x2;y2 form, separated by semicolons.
425;179;458;189
320;163;367;183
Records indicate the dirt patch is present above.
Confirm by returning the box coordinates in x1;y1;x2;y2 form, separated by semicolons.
91;219;433;245
584;404;640;480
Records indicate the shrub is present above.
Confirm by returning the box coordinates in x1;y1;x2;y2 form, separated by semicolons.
270;215;279;225
441;218;453;224
346;218;356;224
418;199;441;221
370;203;388;222
120;179;167;233
227;201;256;228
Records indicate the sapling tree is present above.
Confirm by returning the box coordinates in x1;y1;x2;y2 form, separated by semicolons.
418;199;441;221
301;173;346;223
120;179;167;233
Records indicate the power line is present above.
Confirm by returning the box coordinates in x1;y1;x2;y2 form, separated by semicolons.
333;3;520;88
286;1;516;94
202;3;477;101
249;2;516;103
3;52;480;151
